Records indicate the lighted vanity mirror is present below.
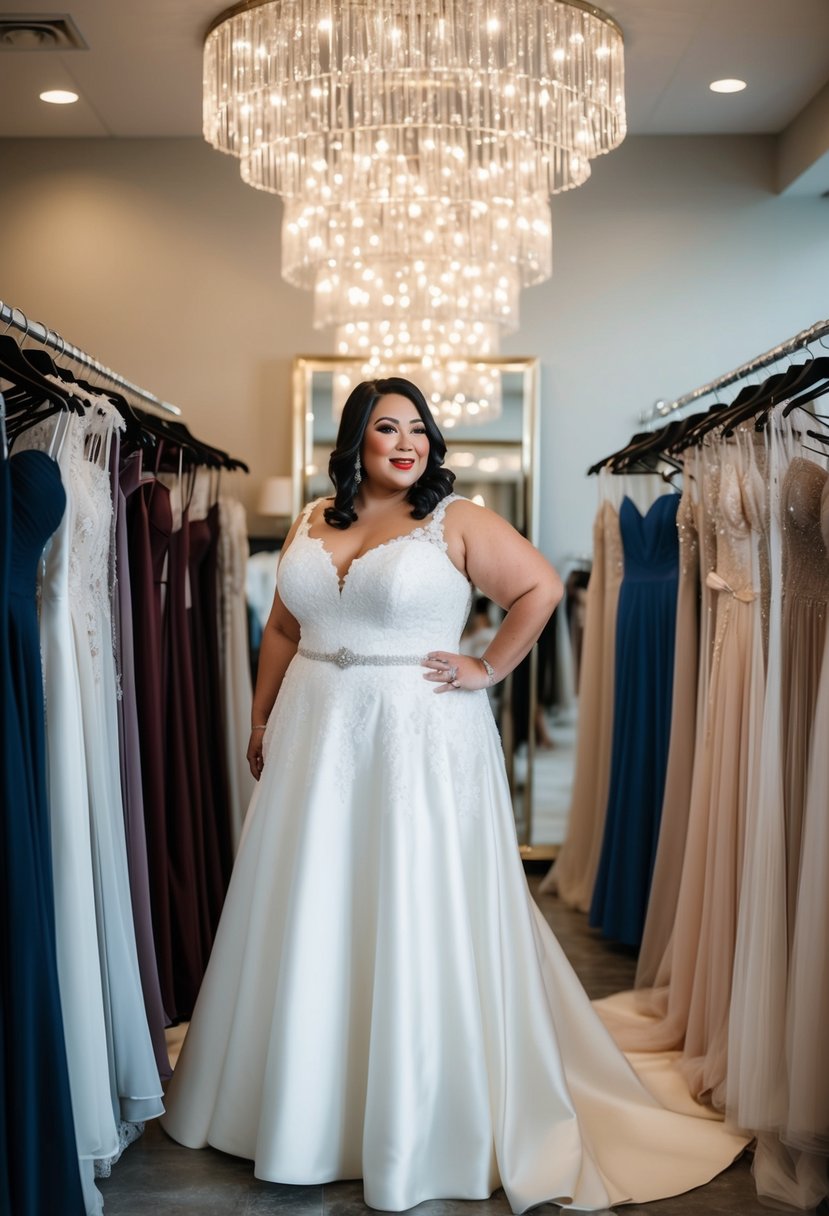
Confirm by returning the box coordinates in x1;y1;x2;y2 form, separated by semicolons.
292;355;571;859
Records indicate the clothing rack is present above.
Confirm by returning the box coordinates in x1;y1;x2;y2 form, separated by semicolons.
642;318;829;426
0;300;181;417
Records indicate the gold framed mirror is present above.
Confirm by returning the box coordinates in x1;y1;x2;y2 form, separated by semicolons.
292;355;562;858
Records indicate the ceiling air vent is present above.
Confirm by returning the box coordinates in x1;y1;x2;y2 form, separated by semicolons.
0;14;87;51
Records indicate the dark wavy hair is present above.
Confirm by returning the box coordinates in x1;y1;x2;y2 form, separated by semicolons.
324;377;455;529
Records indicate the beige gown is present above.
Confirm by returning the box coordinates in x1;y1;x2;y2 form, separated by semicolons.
780;456;829;938
786;470;829;1153
540;498;622;906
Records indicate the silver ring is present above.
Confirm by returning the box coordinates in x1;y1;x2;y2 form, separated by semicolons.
448;666;458;682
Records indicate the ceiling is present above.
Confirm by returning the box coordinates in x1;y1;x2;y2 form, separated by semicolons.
1;0;828;143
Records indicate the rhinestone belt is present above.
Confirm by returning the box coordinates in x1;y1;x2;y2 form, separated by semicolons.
298;644;426;669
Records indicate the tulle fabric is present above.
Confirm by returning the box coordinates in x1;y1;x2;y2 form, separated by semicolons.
540;496;620;907
727;418;793;1137
67;407;163;1128
780;457;829;935
162;495;748;1213
786;477;829;1150
217;497;256;852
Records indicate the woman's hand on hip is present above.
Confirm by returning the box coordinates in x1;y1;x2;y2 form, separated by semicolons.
423;652;491;693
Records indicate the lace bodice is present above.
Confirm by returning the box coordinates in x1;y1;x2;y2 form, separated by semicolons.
277;494;472;656
706;451;754;602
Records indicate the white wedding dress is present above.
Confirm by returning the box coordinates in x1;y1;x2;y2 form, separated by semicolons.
162;495;747;1213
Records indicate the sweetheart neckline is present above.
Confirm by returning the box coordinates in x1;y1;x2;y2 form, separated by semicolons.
301;530;468;597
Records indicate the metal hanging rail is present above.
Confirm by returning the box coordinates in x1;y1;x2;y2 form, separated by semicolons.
0;300;181;417
642;318;829;425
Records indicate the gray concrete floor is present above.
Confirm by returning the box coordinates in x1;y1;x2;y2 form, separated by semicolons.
99;873;824;1216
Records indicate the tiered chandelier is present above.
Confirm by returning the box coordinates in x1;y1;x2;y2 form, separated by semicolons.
204;0;625;421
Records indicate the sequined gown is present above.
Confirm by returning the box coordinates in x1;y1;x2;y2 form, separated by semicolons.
779;456;829;937
786;470;829;1151
162;494;747;1213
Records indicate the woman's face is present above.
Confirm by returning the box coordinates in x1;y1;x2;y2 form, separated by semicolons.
360;393;431;491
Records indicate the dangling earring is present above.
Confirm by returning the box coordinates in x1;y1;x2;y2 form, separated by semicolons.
353;453;362;487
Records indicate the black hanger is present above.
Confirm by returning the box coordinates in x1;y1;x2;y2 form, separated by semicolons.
613;417;691;470
133;410;249;473
0;335;85;415
726;357;829;435
588;432;652;476
780;358;829;417
666;397;734;452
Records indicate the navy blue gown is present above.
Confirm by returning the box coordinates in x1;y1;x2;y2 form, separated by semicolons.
589;493;680;949
1;448;84;1215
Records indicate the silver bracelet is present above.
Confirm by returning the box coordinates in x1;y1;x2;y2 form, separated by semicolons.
480;657;497;686
251;724;268;731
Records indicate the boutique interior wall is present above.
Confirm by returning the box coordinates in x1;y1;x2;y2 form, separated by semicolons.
1;134;827;561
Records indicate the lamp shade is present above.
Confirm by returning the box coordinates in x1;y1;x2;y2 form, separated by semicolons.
257;475;294;517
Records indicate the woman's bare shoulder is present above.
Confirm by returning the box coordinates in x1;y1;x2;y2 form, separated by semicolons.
444;497;510;536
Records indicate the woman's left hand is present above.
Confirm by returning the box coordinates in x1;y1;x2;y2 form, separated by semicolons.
423;651;490;693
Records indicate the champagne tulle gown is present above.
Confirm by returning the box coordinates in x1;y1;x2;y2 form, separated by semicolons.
162;495;747;1213
541;497;621;907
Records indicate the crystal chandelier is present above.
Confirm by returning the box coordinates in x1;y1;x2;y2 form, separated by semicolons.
203;0;625;415
281;191;552;334
204;0;625;204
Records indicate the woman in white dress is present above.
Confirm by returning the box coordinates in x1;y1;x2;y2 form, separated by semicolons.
161;378;747;1213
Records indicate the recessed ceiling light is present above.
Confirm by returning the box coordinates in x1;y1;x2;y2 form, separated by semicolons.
40;89;79;105
709;78;747;94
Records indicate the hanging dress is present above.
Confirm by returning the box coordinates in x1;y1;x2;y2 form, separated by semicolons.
115;449;171;1078
786;470;829;1151
15;415;118;1165
635;472;700;987
68;406;163;1127
589;492;680;947
542;495;621;908
676;440;761;1107
1;444;85;1215
127;468;176;1018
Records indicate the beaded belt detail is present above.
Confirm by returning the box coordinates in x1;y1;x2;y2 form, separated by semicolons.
298;644;425;669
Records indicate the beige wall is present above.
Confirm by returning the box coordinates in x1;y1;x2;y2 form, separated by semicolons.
2;135;828;557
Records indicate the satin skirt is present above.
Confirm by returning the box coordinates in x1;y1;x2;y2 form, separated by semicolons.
162;659;747;1213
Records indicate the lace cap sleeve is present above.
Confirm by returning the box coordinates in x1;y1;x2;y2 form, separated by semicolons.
425;492;464;549
295;497;321;538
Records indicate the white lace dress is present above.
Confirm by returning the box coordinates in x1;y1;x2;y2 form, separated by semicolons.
66;401;163;1131
162;494;747;1213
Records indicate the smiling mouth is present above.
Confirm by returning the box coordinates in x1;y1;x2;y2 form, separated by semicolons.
390;459;415;469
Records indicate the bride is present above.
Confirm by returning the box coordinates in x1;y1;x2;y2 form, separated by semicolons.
161;377;747;1213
